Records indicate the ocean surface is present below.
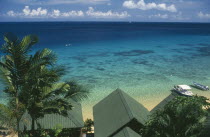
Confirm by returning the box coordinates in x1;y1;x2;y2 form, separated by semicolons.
0;22;210;119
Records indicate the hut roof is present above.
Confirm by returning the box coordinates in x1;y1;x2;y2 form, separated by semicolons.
19;99;84;130
150;92;178;113
93;88;149;137
113;127;141;137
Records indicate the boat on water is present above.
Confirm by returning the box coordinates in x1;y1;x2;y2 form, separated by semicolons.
193;82;209;91
173;85;193;97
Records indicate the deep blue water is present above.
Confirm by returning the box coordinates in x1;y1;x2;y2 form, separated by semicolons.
0;22;210;48
0;22;210;118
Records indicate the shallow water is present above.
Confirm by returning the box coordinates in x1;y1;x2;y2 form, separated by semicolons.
0;22;210;119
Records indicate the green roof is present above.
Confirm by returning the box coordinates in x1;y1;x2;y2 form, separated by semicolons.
19;99;84;130
113;127;141;137
150;92;178;113
93;88;149;137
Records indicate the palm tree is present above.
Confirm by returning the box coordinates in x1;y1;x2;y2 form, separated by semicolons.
19;47;89;133
142;96;210;137
0;103;16;129
0;33;39;131
0;33;89;135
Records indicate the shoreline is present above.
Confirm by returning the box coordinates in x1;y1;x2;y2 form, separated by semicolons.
81;86;210;120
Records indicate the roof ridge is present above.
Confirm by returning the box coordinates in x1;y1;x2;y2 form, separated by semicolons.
93;88;123;109
67;105;83;127
124;127;129;136
118;90;133;120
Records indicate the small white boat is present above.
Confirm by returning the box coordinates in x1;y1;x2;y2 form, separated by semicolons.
193;82;209;91
173;85;193;97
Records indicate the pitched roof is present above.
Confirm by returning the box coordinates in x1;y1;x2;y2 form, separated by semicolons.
150;92;178;113
93;88;149;137
113;127;141;137
19;99;84;130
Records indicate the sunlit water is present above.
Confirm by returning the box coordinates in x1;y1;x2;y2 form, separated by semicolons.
0;22;210;119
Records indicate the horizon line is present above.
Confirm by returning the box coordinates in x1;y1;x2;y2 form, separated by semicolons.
0;21;210;23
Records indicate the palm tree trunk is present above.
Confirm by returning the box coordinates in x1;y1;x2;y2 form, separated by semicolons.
16;97;21;137
31;117;36;137
16;94;19;131
32;117;35;131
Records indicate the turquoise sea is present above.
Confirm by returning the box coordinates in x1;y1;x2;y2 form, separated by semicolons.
0;22;210;118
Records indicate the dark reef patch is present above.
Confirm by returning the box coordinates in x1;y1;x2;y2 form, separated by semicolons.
87;52;110;57
88;79;98;83
156;45;164;48
71;52;110;63
95;67;105;71
171;48;195;53
78;65;85;68
178;44;195;47
194;46;210;56
171;49;186;53
132;60;149;65
114;50;154;56
198;43;210;47
71;56;86;62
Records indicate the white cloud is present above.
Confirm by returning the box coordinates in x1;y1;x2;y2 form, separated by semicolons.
14;0;110;5
7;6;84;18
123;0;177;12
7;11;16;17
198;12;210;19
86;7;130;18
149;14;168;19
51;10;61;17
51;9;84;18
23;6;47;16
62;11;84;17
6;6;129;19
54;0;109;4
145;12;189;21
171;12;189;20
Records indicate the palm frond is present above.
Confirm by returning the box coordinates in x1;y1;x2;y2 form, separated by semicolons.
19;35;38;54
0;104;16;128
29;48;57;71
43;82;70;101
3;33;18;45
65;81;89;102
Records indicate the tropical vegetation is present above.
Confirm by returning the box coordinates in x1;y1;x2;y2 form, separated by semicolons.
141;95;210;137
0;33;89;136
83;118;94;133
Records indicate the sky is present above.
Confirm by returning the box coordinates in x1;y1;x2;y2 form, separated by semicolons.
0;0;210;22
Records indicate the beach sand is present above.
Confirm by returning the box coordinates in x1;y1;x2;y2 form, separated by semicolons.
81;84;210;120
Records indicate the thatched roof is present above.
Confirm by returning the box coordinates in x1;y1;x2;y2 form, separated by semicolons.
93;88;149;137
19;99;84;130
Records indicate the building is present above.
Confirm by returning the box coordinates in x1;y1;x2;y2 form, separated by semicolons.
93;89;149;137
113;127;141;137
19;99;84;136
150;92;178;113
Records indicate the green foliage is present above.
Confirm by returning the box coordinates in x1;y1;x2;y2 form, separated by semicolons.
83;118;94;133
0;103;16;128
0;33;39;131
52;124;63;137
56;128;81;137
0;33;90;135
142;95;210;137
